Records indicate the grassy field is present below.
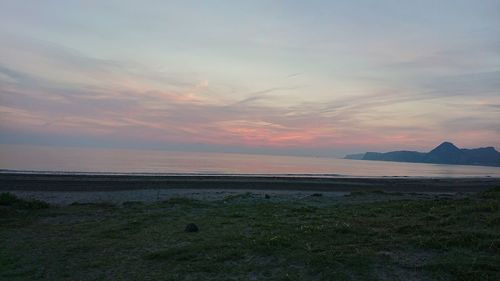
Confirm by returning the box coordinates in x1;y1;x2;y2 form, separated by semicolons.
1;188;499;281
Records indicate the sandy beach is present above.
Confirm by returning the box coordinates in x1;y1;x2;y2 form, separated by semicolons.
1;173;499;205
2;173;499;192
2;177;499;280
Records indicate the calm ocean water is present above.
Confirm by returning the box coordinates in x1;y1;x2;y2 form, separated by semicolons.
1;144;499;177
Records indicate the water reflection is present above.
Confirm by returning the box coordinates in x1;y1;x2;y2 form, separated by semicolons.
1;144;499;177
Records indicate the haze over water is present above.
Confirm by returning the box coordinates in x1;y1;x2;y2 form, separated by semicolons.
1;144;499;178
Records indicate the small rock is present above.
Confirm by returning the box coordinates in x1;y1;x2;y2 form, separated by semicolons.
185;223;199;232
264;194;270;199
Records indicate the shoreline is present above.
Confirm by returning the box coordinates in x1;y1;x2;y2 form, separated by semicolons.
2;168;500;178
1;172;499;193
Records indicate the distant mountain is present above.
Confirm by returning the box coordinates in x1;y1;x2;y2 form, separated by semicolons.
363;151;426;163
344;142;500;167
344;153;365;160
423;141;467;164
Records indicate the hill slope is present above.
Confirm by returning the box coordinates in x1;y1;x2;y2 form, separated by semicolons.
344;142;500;167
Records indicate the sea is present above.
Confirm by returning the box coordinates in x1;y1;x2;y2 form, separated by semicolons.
1;144;499;178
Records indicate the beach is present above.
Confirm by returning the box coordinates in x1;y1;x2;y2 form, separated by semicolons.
1;173;499;205
1;176;499;280
2;173;499;191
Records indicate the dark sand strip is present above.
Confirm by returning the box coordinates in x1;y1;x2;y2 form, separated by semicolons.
1;173;499;192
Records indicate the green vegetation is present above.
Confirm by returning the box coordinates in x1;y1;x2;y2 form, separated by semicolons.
0;192;50;210
1;189;499;280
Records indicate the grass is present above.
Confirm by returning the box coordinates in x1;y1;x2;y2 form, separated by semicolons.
0;192;50;210
0;188;499;280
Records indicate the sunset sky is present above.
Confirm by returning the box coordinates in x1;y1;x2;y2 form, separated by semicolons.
1;0;499;156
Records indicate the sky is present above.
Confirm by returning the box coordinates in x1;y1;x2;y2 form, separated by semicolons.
0;0;499;157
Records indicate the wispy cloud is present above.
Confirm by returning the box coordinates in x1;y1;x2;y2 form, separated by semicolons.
1;0;500;156
285;73;303;78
